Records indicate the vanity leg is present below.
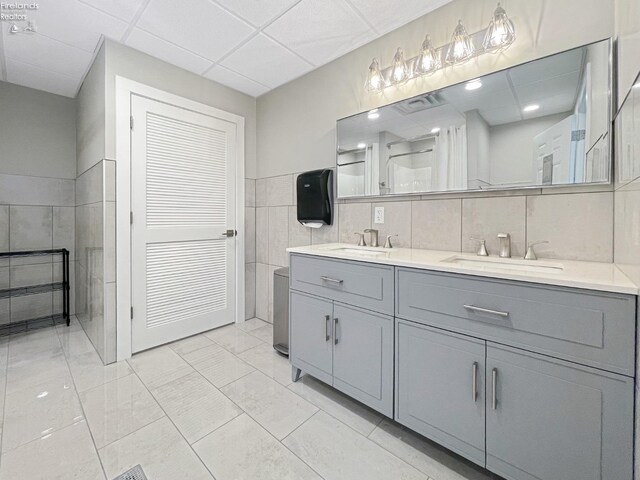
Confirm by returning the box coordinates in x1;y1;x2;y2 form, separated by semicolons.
292;366;302;383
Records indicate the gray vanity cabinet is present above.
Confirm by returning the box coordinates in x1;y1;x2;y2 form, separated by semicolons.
396;320;486;465
485;343;634;480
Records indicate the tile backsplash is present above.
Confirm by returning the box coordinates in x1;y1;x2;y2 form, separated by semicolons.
250;173;614;323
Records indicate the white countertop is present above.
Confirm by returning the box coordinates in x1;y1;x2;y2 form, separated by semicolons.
286;243;638;295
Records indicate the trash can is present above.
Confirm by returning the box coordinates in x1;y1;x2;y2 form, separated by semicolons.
273;267;289;356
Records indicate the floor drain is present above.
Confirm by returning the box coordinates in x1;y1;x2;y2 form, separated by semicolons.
113;465;148;480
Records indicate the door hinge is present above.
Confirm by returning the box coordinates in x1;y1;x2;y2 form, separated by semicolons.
130;211;133;224
130;307;133;319
130;116;134;130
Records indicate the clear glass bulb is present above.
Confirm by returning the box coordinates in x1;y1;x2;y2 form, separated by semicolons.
365;58;385;92
414;35;441;76
483;3;515;52
390;48;410;84
445;20;476;65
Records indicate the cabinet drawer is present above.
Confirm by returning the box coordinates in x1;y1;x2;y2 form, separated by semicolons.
396;268;636;376
290;254;394;315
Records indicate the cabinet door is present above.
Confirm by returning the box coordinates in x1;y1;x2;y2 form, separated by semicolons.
486;343;634;480
395;320;486;466
332;303;393;417
289;291;333;384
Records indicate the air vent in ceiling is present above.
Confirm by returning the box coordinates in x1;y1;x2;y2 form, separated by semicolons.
393;93;445;114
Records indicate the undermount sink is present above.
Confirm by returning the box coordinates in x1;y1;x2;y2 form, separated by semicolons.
321;246;389;258
442;255;564;274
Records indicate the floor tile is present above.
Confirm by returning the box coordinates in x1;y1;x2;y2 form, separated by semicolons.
221;371;317;440
203;324;263;354
369;419;494;480
2;375;84;453
6;349;70;394
183;344;255;388
235;318;269;333
248;324;273;344
8;328;62;364
79;374;165;448
238;343;293;386
58;329;96;358
168;334;214;357
194;414;321;480
0;420;105;480
283;411;429;480
151;371;242;444
127;346;194;390
288;375;383;437
67;350;133;393
99;417;213;480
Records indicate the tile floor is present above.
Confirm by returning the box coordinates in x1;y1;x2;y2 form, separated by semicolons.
0;316;500;480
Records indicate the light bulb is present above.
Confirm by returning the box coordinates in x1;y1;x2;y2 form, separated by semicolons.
482;3;515;52
523;104;540;112
365;58;385;93
445;20;475;65
415;35;440;76
390;48;410;85
465;79;482;90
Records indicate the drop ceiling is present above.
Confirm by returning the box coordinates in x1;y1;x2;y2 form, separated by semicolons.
0;0;453;98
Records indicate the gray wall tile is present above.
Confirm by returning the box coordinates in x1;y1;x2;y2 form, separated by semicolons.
245;207;256;264
245;263;256;320
53;206;75;259
0;174;74;207
9;206;53;251
245;179;256;208
266;175;293;206
338;203;371;243
11;292;53;322
75;162;104;206
371;201;411;248
0;205;8;252
411;199;462;251
255;207;269;264
255;263;269;322
288;206;311;248
268;206;289;267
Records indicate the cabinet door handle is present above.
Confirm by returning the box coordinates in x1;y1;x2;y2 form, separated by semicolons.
325;315;331;341
464;304;509;318
472;362;478;402
334;317;339;345
321;276;343;285
492;368;498;410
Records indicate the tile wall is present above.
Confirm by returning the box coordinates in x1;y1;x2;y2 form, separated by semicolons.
252;173;614;323
0;173;76;325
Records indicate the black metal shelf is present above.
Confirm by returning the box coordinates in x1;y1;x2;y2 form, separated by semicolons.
0;249;70;330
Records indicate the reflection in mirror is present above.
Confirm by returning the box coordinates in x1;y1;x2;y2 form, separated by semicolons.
615;73;640;187
337;39;611;198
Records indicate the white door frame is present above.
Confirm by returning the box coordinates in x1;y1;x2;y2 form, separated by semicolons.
115;76;245;361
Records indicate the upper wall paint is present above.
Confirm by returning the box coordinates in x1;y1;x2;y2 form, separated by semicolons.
102;40;258;179
256;0;614;179
0;81;76;179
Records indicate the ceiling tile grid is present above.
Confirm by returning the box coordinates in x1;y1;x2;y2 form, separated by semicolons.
0;0;453;98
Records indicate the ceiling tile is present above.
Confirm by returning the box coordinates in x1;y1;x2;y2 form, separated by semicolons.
265;0;375;66
126;28;213;74
137;0;255;61
3;32;93;78
204;65;269;97
214;0;300;27
79;0;148;22
220;33;312;88
21;0;128;52
348;0;453;35
5;58;79;97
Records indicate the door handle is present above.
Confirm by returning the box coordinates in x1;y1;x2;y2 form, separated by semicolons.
334;318;339;345
464;304;509;318
492;368;498;410
325;315;331;341
472;362;478;402
221;229;237;237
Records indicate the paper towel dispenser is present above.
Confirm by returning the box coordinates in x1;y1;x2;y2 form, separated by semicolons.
296;169;333;228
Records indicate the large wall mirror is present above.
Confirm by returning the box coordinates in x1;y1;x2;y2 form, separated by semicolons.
336;39;612;198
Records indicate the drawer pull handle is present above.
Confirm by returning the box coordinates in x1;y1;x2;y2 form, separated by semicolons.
325;315;331;341
492;368;498;410
472;362;478;402
464;304;509;318
321;276;344;285
334;317;339;345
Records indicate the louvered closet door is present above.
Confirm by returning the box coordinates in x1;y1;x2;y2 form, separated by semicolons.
131;95;236;352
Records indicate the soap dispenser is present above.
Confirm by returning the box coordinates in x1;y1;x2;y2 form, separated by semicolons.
296;169;333;228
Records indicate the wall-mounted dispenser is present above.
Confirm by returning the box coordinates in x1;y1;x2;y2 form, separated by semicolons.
296;169;333;228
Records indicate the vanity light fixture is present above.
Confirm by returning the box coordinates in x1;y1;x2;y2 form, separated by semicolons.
431;127;441;133
483;3;516;52
445;20;476;65
465;78;483;90
523;104;540;112
365;58;385;93
390;48;410;85
367;109;380;120
414;35;440;76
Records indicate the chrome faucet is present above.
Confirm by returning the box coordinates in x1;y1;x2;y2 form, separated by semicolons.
498;233;511;258
364;228;379;247
524;241;548;260
384;234;398;249
354;232;366;246
470;237;489;256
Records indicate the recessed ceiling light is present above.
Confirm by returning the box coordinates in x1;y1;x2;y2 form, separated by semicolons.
431;127;441;133
633;81;640;89
465;79;482;91
357;142;367;149
523;104;540;112
367;110;380;120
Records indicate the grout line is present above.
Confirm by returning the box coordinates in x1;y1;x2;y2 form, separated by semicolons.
119;0;153;44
